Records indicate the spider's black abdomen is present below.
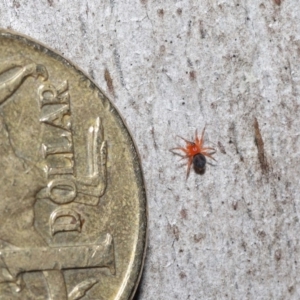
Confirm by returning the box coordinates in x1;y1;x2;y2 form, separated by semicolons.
193;153;206;172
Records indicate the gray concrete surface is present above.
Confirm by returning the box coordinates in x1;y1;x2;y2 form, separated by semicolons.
1;0;300;299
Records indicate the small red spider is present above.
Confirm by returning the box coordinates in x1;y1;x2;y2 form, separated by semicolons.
171;127;216;178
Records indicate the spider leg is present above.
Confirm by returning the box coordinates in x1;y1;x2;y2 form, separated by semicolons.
206;161;216;167
178;161;189;168
202;151;216;161
195;129;199;144
171;152;188;160
199;126;206;147
172;153;187;159
179;154;189;160
186;156;193;180
202;147;215;151
170;147;189;155
176;135;193;145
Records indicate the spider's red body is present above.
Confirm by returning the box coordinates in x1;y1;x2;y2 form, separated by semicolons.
171;127;216;178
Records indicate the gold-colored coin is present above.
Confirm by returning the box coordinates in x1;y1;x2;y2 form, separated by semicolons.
0;29;147;300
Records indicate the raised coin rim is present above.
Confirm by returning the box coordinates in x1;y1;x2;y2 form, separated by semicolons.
0;28;148;300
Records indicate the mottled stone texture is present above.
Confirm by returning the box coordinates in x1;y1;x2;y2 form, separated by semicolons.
1;0;300;299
